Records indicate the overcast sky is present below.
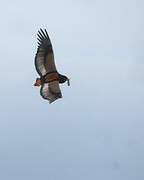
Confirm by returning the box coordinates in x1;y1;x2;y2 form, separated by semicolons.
0;0;144;180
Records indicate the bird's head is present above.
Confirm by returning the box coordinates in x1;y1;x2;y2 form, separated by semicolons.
59;74;70;86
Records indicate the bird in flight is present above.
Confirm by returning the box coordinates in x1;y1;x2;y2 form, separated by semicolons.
34;29;70;104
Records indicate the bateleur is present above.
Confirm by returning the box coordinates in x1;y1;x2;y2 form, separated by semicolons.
34;29;70;104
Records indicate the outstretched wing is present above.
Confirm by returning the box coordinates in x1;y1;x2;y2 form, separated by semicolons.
40;81;62;104
35;29;57;76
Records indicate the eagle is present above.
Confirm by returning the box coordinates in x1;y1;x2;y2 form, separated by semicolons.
34;29;70;104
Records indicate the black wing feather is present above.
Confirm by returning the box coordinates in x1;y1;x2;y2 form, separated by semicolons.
34;29;54;76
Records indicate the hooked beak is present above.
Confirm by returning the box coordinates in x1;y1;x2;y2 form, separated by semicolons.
66;78;70;86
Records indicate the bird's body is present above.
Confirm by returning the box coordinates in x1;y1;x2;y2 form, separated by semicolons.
34;29;69;103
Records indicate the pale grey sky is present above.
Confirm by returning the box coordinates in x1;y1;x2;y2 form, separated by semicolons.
0;0;144;180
